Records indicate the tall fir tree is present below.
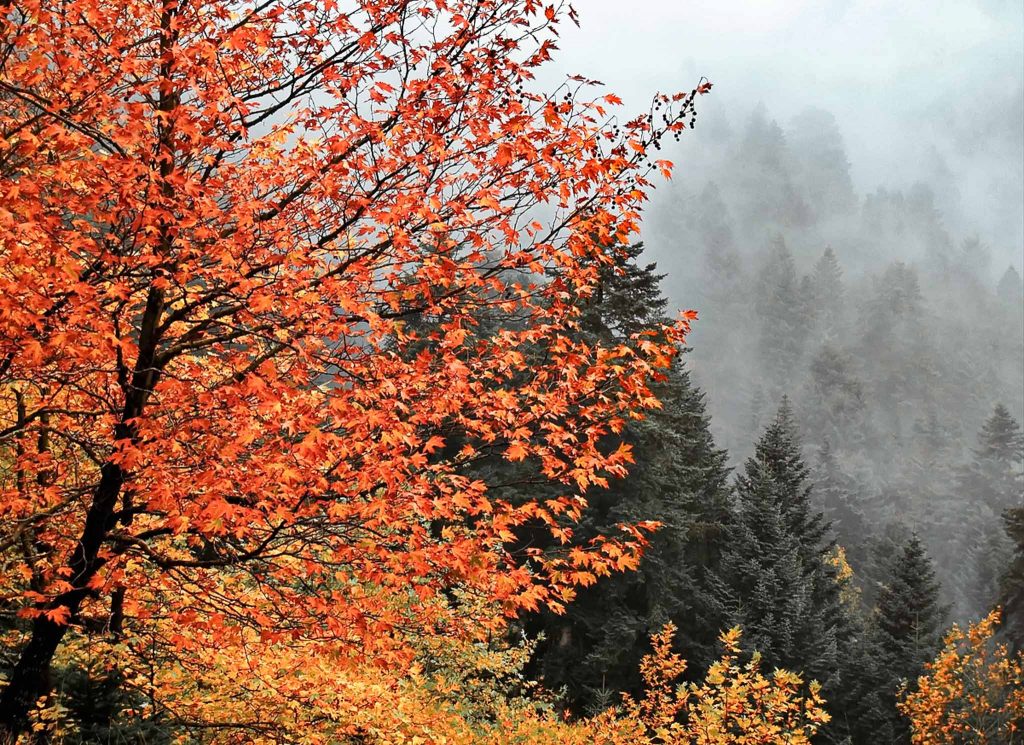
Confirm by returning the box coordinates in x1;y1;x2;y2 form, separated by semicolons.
711;400;863;741
875;534;946;676
730;105;810;232
802;344;867;453
808;246;846;341
999;506;1024;653
522;243;734;715
859;521;914;610
954;404;1024;617
755;239;810;393
997;265;1024;306
837;626;901;745
963;404;1024;509
873;534;947;743
813;440;870;573
787;108;857;221
857;261;937;445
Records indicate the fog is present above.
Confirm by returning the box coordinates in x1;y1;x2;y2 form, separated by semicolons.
547;0;1023;267
543;0;1024;621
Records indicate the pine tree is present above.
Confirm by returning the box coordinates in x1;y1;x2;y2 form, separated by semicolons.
969;405;1024;504
803;344;867;452
875;535;946;680
813;441;870;573
531;362;733;714
954;404;1024;617
523;244;734;715
857;262;935;440
965;520;1014;619
997;265;1023;306
835;630;899;744
808;246;846;340
730;105;810;231
787;108;857;221
860;521;914;610
580;242;670;342
693;182;737;257
712;401;862;740
999;506;1024;653
873;534;946;743
755;238;810;392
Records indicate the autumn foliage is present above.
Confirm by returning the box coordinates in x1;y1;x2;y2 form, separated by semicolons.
21;615;831;743
898;609;1024;745
0;0;717;738
618;623;829;744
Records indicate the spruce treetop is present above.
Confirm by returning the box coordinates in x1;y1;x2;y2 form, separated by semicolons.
975;404;1024;464
875;534;946;676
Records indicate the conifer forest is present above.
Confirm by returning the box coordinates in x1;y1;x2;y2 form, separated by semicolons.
0;0;1021;743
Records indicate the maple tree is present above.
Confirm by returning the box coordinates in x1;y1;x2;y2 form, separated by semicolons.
898;609;1024;745
615;623;829;744
0;0;712;737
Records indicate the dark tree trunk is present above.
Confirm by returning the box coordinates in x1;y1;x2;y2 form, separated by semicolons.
0;461;125;741
1;1;179;738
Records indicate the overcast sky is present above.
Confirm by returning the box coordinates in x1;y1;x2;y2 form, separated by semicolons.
541;0;1024;265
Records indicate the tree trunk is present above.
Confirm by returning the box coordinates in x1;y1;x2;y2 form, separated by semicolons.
1;1;178;737
0;461;125;741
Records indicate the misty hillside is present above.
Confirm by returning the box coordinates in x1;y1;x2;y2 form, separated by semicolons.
643;104;1024;621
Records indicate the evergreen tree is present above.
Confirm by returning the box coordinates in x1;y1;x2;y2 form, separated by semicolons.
834;629;899;744
530;361;733;714
787;108;856;221
730;105;810;232
755;238;809;392
873;535;946;743
681;183;747;457
808;246;846;340
712;401;862;740
965;520;1014;619
802;344;867;452
999;506;1024;653
524;244;734;715
954;404;1024;617
798;273;816;343
859;521;914;610
905;182;956;272
997;265;1023;306
581;242;670;342
813;440;870;573
954;236;992;280
875;535;946;680
966;405;1024;511
693;181;737;257
857;262;935;440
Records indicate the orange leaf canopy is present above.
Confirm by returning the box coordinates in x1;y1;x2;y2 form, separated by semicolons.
0;0;701;723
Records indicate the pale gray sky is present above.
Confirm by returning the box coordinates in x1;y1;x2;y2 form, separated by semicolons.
541;0;1024;264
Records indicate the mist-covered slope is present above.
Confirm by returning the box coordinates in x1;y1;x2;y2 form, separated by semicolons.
643;104;1024;621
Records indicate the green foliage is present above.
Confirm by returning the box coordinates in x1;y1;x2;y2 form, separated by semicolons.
873;535;947;742
1000;507;1024;654
755;239;810;392
952;404;1024;616
813;441;870;573
709;402;868;742
523;244;733;716
875;535;947;680
962;404;1024;511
